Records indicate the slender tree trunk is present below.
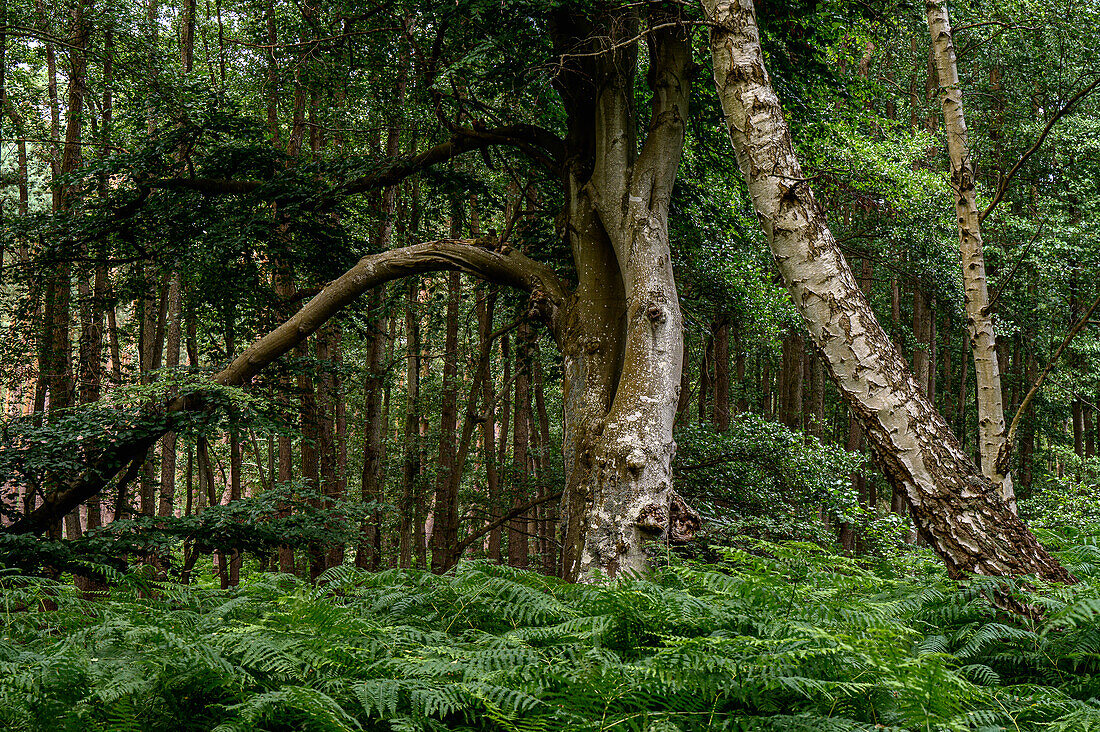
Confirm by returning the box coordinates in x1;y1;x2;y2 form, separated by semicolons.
926;2;1014;511
1073;400;1085;459
675;337;692;424
781;331;803;429
316;324;339;574
705;0;1070;585
398;281;421;569
809;352;825;439
430;263;462;572
478;291;501;562
492;331;511;562
159;275;182;517
300;334;322;577
713;317;731;431
698;333;712;425
357;295;388;570
734;322;747;413
533;352;555;574
912;286;932;393
52;0;91;538
509;326;531;569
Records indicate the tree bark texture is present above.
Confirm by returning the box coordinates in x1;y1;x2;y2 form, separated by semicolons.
926;1;1015;511
704;0;1070;583
554;6;701;581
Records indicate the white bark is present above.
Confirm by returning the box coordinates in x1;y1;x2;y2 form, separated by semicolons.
926;1;1015;511
702;0;1069;584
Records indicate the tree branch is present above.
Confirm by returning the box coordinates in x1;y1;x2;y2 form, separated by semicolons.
980;76;1100;223
1006;290;1100;446
6;240;566;536
446;491;564;569
148;124;564;199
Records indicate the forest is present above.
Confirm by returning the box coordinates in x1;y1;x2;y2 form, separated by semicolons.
3;0;1100;728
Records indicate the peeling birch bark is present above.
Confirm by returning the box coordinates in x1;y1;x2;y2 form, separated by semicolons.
703;0;1070;583
926;1;1015;511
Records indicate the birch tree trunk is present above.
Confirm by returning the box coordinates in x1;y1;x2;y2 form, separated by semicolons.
703;0;1070;584
925;1;1015;511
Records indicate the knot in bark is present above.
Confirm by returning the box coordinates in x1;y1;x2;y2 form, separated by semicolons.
525;290;556;329
668;491;702;542
634;491;701;543
645;303;667;324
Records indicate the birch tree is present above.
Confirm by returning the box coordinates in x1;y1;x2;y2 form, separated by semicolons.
702;0;1070;583
925;1;1014;510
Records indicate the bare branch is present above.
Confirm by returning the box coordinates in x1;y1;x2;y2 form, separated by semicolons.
147;124;565;199
980;76;1100;223
1007;290;1100;446
447;491;564;568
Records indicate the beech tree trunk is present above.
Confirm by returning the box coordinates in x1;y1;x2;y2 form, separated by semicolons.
554;6;701;581
704;0;1070;584
926;1;1015;511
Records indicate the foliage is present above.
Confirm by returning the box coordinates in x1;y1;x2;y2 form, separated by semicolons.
674;417;871;547
5;545;1100;731
0;483;366;579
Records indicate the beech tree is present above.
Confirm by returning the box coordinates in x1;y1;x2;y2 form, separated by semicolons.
3;0;1094;588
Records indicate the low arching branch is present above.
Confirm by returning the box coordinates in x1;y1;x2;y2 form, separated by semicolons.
6;239;567;537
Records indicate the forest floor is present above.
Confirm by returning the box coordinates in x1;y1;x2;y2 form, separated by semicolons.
2;537;1100;731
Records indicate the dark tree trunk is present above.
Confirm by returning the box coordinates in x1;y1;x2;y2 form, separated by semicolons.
357;289;388;570
431;270;462;573
398;281;421;569
509;326;531;569
713;317;731;431
477;292;501;563
316;324;339;574
493;331;511;563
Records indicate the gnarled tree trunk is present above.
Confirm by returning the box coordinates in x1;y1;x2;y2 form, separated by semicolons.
554;6;700;581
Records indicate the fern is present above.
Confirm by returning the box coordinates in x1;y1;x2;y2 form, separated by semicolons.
5;545;1100;731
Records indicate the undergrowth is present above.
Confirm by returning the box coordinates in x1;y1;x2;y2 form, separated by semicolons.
3;540;1100;731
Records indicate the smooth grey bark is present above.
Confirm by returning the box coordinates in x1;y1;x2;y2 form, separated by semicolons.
554;6;700;581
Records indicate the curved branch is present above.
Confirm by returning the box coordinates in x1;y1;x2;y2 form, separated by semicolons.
6;240;567;536
148;124;565;198
215;239;565;386
980;76;1100;223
